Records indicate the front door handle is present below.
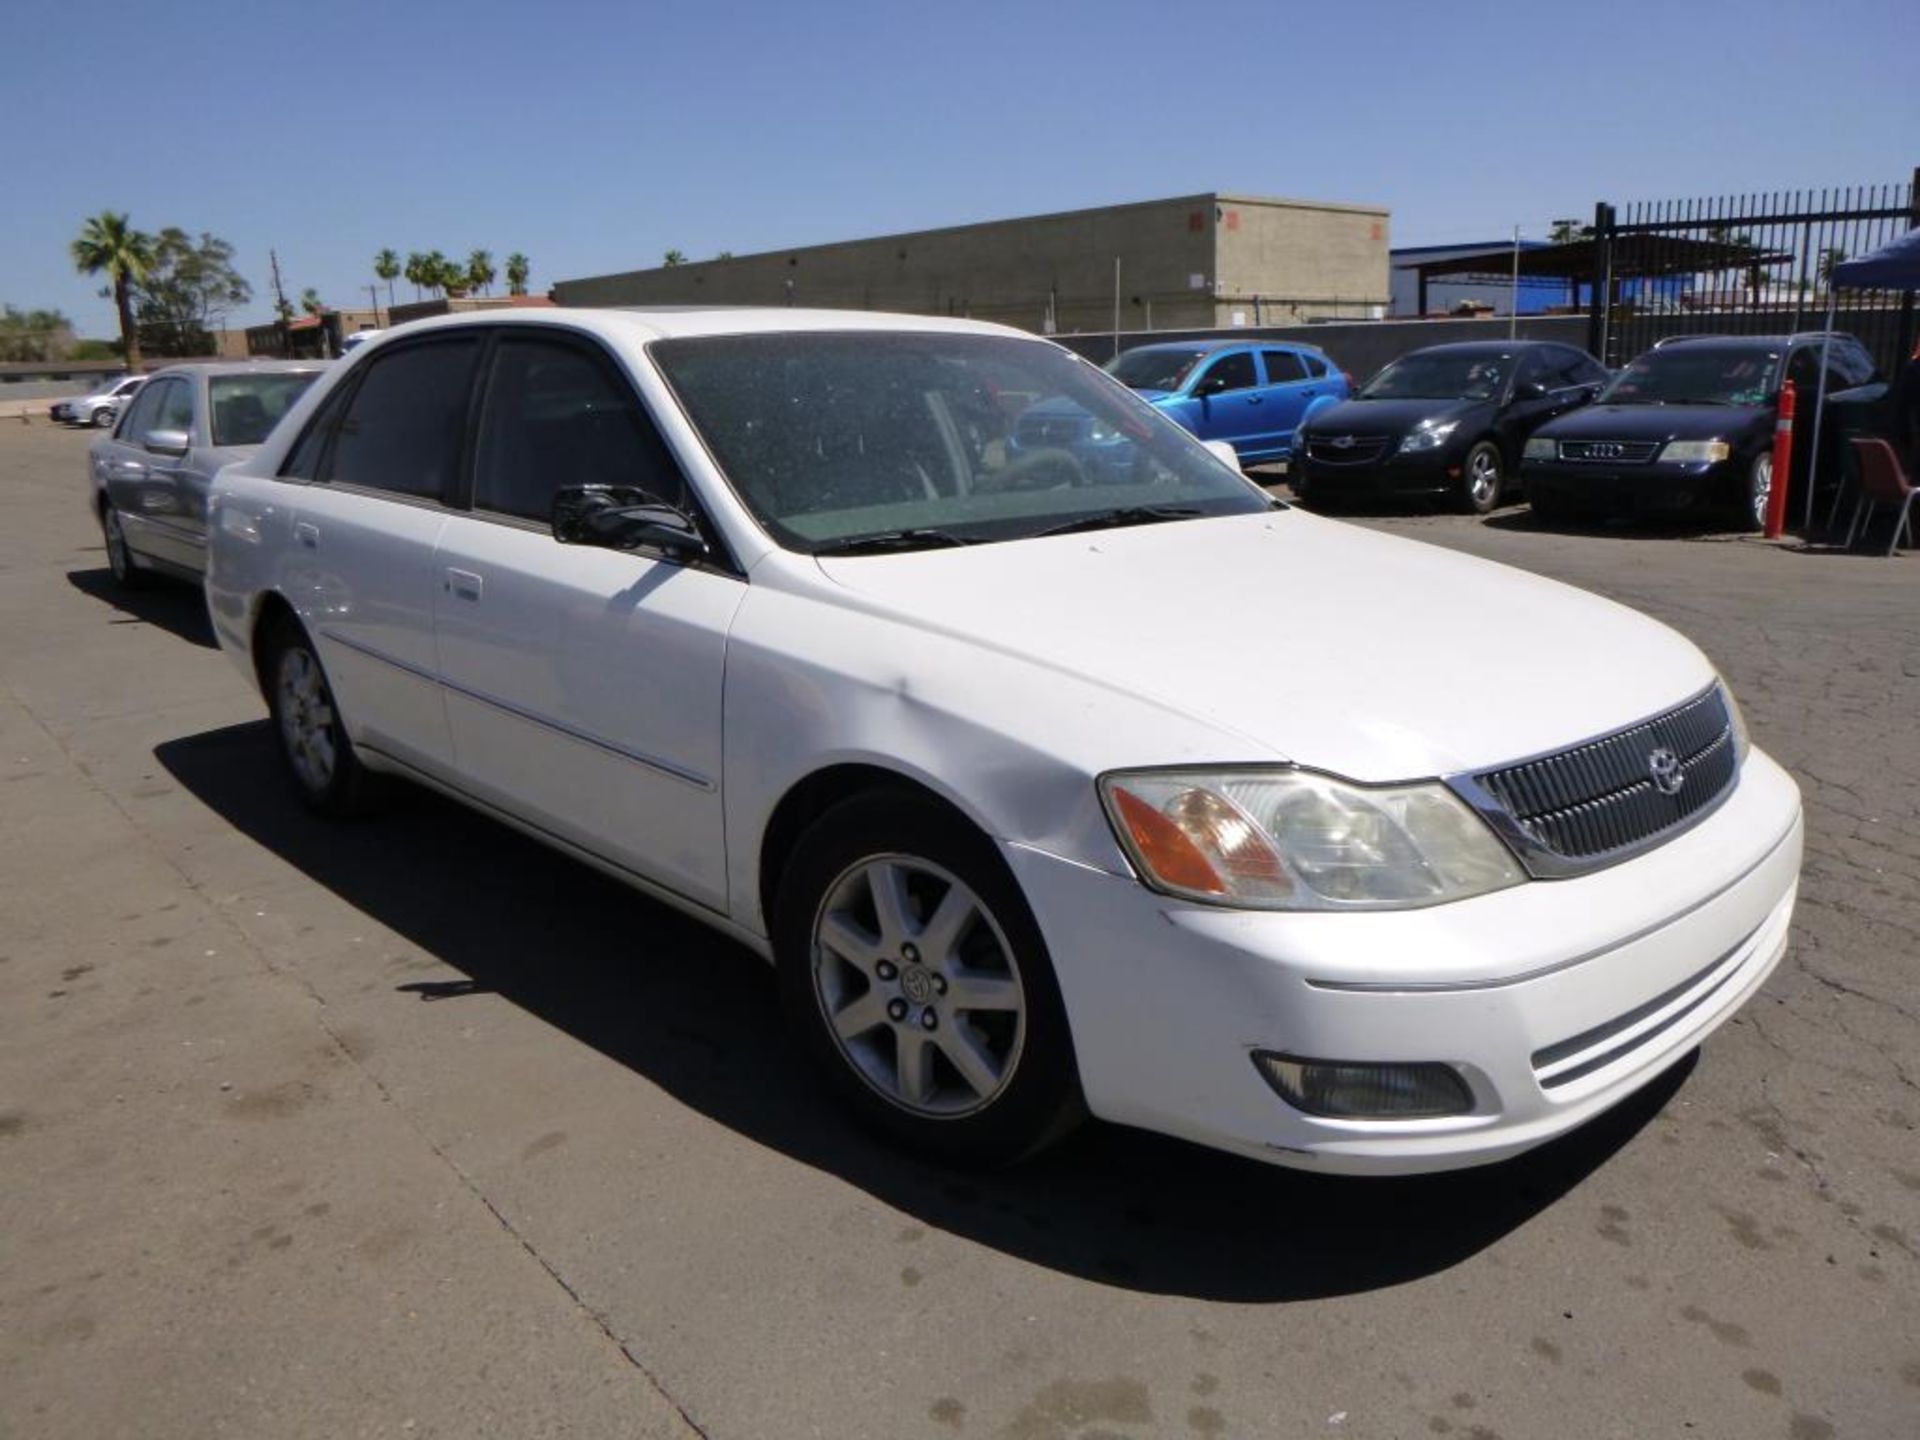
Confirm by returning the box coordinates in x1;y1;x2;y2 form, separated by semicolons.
294;521;320;549
445;567;483;601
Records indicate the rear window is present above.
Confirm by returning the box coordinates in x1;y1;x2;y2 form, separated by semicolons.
210;372;321;447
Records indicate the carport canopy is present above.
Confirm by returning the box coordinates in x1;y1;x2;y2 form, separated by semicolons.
1402;235;1791;314
1829;226;1920;290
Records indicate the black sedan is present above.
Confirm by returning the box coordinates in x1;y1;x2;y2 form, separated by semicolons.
1520;333;1886;530
1293;341;1608;514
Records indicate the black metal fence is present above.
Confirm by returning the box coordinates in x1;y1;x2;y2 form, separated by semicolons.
1587;173;1918;372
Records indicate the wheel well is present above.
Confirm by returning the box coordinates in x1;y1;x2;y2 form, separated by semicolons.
758;764;978;926
248;593;300;699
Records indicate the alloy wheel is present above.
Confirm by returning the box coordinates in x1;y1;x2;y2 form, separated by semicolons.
1749;453;1774;529
1468;447;1501;507
810;854;1026;1118
276;646;339;795
102;507;129;582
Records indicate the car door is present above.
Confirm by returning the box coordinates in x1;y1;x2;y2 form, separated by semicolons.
430;329;745;912
1183;350;1263;454
278;335;483;777
98;375;201;570
1256;348;1325;455
1492;349;1568;460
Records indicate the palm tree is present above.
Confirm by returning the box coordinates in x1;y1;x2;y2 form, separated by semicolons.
71;211;156;370
404;251;429;301
299;287;325;316
424;250;459;298
374;248;400;310
662;249;688;267
1818;247;1848;291
467;248;495;296
505;252;530;296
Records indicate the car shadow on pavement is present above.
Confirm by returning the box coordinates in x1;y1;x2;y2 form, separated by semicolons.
157;720;1689;1303
66;566;216;648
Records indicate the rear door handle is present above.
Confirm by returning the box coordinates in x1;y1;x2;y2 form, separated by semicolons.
445;567;483;601
294;521;320;549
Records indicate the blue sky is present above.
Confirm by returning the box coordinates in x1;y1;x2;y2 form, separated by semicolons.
12;0;1917;338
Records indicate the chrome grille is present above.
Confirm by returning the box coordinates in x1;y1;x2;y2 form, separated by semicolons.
1463;687;1738;876
1305;434;1390;465
1557;439;1661;464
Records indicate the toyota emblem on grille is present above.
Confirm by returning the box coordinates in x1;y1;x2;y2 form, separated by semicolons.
1648;747;1685;796
1331;434;1355;449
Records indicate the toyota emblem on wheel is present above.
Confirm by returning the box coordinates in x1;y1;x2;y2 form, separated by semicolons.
1648;747;1685;796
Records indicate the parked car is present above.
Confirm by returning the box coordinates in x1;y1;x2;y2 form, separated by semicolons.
205;309;1802;1175
1520;333;1885;529
90;361;325;587
51;373;146;428
1293;341;1609;514
1015;338;1348;469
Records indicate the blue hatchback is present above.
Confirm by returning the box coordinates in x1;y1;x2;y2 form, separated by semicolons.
1106;340;1349;463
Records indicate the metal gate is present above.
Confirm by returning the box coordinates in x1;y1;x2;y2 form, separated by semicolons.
1586;172;1918;372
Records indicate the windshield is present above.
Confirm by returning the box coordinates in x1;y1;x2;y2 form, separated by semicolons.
210;372;321;447
1599;347;1780;406
1106;347;1207;393
1361;352;1510;401
651;333;1271;552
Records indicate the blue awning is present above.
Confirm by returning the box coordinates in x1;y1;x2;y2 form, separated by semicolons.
1830;227;1920;290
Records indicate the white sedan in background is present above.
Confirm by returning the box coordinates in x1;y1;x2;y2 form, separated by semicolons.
205;308;1802;1174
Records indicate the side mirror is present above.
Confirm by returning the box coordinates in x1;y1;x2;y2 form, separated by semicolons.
552;484;708;559
143;428;190;457
1202;439;1242;471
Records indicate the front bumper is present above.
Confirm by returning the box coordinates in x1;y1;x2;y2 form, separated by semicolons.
1523;458;1733;515
1005;748;1801;1174
1294;444;1455;498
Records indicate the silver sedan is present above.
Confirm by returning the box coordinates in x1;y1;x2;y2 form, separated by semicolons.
89;361;325;587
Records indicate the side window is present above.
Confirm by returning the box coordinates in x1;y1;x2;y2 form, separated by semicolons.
1196;352;1257;395
1262;350;1310;384
1570;351;1610;387
156;378;196;435
115;380;166;440
115;378;145;399
321;338;483;500
1833;340;1878;388
1786;348;1821;395
282;376;355;481
472;336;688;522
1300;352;1330;378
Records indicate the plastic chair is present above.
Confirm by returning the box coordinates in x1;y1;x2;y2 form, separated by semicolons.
1844;437;1918;555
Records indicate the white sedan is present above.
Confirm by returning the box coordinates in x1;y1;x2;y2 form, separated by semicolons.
205;308;1803;1174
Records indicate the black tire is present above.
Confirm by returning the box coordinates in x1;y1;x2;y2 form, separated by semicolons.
99;502;151;590
91;407;115;429
260;615;379;817
772;792;1085;1165
1454;440;1504;515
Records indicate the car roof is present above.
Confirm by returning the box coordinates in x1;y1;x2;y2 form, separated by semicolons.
1120;337;1325;357
144;360;330;381
1648;332;1853;351
1394;340;1561;358
366;306;1042;347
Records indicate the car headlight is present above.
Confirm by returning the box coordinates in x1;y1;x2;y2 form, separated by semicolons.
1100;768;1525;911
1086;420;1119;444
1396;421;1459;454
1524;437;1556;460
1658;439;1731;464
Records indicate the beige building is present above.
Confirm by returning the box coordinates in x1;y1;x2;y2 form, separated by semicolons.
553;192;1390;334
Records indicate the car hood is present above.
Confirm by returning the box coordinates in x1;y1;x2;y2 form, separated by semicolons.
1538;402;1767;442
1301;396;1488;438
813;512;1712;781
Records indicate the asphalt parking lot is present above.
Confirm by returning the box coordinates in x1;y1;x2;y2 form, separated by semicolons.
2;421;1915;1440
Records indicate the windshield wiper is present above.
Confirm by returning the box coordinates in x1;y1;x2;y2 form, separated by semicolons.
1030;505;1205;539
812;528;977;556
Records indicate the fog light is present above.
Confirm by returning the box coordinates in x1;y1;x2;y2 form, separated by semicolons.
1252;1052;1473;1118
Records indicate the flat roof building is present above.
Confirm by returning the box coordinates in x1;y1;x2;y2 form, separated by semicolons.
554;192;1390;335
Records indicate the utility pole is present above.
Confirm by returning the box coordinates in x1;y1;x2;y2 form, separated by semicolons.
1509;224;1521;339
366;284;382;325
269;250;291;326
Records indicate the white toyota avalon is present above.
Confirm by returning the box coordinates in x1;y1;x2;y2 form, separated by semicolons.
204;308;1803;1175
